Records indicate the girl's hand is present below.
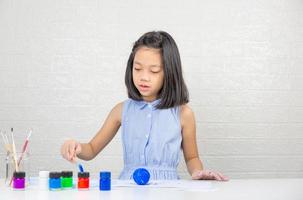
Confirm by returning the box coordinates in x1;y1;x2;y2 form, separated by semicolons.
60;139;82;163
192;170;229;181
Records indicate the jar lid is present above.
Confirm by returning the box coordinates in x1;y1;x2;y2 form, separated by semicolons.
78;172;90;178
61;171;73;177
133;168;150;185
13;171;26;178
49;172;61;178
39;171;50;178
100;171;111;179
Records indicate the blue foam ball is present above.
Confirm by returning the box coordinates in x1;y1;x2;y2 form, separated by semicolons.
133;168;150;185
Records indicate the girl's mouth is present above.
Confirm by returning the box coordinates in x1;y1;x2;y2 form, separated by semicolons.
138;84;150;91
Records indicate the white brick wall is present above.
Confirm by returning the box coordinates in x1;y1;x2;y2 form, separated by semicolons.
0;0;302;179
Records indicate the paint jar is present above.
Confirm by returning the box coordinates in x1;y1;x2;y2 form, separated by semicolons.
99;171;111;191
61;171;73;189
133;168;150;185
13;171;26;190
49;172;61;191
6;151;30;186
39;171;49;190
78;172;89;190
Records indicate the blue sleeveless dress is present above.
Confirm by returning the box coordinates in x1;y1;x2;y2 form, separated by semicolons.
119;98;182;180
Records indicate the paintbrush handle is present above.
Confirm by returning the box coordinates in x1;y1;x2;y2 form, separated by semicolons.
5;152;9;183
17;140;29;166
21;140;29;153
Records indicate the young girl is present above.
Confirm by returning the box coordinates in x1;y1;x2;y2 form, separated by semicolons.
61;31;228;181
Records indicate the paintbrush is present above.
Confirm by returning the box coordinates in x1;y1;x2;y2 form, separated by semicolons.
17;129;32;166
11;128;19;172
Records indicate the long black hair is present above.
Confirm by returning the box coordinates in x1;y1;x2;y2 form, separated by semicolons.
125;31;189;109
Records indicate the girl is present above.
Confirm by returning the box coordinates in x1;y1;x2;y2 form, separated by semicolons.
61;31;228;181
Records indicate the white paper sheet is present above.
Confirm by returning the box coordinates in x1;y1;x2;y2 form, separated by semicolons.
112;180;215;191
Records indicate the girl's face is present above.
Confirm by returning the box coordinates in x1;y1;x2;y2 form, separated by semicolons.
132;47;164;102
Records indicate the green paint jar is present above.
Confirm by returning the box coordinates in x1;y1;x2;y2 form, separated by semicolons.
61;171;73;189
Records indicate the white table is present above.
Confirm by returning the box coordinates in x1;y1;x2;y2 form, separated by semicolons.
1;179;302;200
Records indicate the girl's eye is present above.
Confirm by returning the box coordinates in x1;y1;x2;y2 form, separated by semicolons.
134;68;141;71
151;71;160;73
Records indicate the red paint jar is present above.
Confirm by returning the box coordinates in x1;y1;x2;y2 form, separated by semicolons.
78;172;89;190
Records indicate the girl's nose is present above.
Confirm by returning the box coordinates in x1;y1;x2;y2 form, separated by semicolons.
140;71;151;82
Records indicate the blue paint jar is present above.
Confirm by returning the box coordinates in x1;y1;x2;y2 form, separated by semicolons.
49;172;61;191
99;171;111;191
133;168;150;185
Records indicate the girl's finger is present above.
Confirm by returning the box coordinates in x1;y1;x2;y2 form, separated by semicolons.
198;170;208;179
68;142;76;160
75;143;81;154
204;170;214;180
209;171;222;181
192;170;227;181
71;154;77;163
66;143;71;160
217;172;229;181
64;144;69;160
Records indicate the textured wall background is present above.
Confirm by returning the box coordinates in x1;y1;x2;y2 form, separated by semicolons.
0;0;303;179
